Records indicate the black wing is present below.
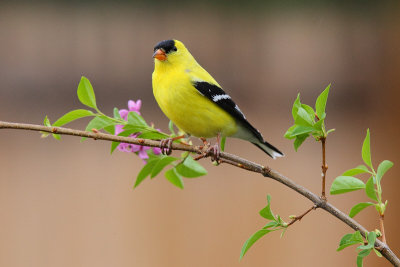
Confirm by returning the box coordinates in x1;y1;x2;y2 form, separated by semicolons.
193;81;263;141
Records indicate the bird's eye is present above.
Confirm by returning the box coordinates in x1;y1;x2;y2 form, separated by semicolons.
173;47;177;52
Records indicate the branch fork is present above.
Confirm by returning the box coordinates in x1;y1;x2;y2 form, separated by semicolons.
287;205;317;227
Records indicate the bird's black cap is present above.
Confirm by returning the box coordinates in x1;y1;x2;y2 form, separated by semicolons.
154;40;177;54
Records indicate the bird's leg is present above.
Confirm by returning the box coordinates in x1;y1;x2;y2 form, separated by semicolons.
195;135;221;161
159;135;185;155
199;137;208;148
194;138;209;160
207;133;221;162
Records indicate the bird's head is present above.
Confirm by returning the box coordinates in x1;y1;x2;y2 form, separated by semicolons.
153;39;190;66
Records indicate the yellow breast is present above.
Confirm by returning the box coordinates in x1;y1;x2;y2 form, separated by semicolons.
152;66;237;138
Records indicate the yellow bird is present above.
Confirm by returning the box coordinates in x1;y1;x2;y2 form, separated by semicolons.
152;39;283;159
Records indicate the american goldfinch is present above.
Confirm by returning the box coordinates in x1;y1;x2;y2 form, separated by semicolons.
152;39;283;159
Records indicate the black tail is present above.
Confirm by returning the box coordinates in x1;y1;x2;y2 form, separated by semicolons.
253;141;284;159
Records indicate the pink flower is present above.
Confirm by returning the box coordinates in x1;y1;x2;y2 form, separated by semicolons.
115;124;124;135
117;133;150;162
128;100;141;114
152;147;162;155
118;100;142;120
119;109;129;120
115;100;161;162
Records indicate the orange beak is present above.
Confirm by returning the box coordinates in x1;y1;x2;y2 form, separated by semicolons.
153;49;167;61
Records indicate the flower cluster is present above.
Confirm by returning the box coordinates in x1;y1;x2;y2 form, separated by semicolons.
115;100;161;162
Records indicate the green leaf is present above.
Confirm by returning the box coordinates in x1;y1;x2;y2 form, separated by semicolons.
358;248;372;257
295;107;314;126
110;141;120;154
379;201;386;214
358;232;376;250
263;221;278;229
103;125;115;134
43;116;61;139
357;248;371;267
288;125;315;137
313;119;324;132
44;116;51;126
147;149;162;161
330;176;365;195
122;124;148;133
337;233;354;251
292;93;301;120
342;165;370;176
240;229;272;259
337;231;364;251
220;136;226;151
365;177;378;201
284;125;297;140
165;168;184;189
376;160;393;182
368;231;377;246
77;76;97;109
113;107;122;120
294;133;309;151
362;129;372;169
326;128;336;135
275;215;283;225
85;116;116;131
151;156;178;178
175;156;207;178
52;133;61;140
127;111;148;127
373;248;382;257
259;194;275;220
384;200;388;212
41;116;51;138
315;84;330;119
134;159;159;188
356;232;376;267
168;120;176;135
301;104;315;119
116;129;137;137
138;131;169;140
349;202;374;218
280;228;287;238
53;109;94;127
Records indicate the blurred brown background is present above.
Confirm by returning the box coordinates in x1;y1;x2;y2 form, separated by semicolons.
1;1;400;266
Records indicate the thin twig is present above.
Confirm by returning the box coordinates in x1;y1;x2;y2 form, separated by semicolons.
0;121;398;266
321;137;328;200
287;205;317;227
380;214;387;244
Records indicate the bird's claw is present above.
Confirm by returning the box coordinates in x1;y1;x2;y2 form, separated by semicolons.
207;143;220;162
195;137;220;162
160;138;173;155
159;135;187;155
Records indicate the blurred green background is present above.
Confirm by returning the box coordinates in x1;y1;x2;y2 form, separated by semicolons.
1;1;399;266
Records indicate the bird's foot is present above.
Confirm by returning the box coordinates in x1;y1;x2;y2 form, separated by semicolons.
195;137;220;162
207;142;220;162
159;135;186;155
159;138;173;155
200;137;208;146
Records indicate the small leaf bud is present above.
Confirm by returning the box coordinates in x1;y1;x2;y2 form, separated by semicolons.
374;229;382;237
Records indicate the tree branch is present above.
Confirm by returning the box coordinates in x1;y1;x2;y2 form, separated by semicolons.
0;121;398;266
